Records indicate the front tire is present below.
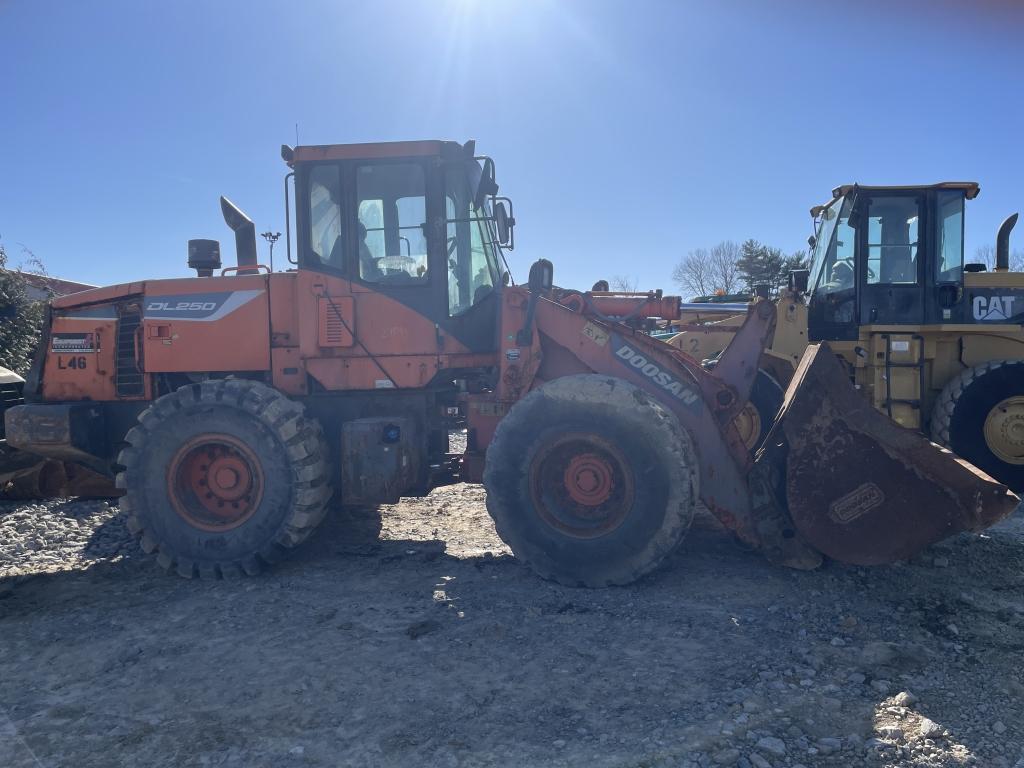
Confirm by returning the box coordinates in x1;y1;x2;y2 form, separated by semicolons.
931;360;1024;492
733;369;785;452
117;380;332;577
484;374;698;587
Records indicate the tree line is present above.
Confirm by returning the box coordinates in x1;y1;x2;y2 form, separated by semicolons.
665;242;1023;300
973;245;1024;272
672;239;808;299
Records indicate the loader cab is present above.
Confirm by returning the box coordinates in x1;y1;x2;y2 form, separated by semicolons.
806;183;976;340
288;140;508;355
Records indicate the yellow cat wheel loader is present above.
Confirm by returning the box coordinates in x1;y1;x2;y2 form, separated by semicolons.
2;150;1018;583
670;183;1024;492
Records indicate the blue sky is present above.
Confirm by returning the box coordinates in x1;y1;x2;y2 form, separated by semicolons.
2;0;1022;292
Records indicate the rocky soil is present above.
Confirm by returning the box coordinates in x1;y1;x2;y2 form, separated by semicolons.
1;484;1023;767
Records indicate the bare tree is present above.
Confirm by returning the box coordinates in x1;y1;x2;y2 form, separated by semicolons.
672;247;712;298
610;274;639;293
709;240;741;295
973;245;1024;271
673;241;743;298
973;245;996;270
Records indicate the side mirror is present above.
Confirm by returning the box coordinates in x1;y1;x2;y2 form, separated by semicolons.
493;198;515;249
494;202;510;245
807;234;817;250
473;157;499;209
789;269;810;294
528;259;553;294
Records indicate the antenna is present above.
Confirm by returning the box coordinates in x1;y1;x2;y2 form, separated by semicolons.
295;122;299;146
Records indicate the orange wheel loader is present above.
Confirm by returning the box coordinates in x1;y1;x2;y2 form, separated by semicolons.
4;140;1018;585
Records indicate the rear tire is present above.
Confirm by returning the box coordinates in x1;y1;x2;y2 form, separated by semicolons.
117;380;332;577
931;360;1024;492
483;374;697;587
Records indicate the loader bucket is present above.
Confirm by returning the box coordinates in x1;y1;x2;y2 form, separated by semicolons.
761;343;1019;565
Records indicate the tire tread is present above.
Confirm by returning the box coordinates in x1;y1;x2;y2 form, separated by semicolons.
117;379;332;578
930;359;1024;490
484;374;698;587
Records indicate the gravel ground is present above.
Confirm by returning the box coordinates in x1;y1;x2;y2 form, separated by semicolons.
1;482;1023;768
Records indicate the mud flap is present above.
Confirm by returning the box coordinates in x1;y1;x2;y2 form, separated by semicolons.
753;343;1019;566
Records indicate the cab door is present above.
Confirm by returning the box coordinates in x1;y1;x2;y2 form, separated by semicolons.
926;190;967;324
807;197;858;341
294;155;502;392
858;193;926;325
440;163;501;354
296;158;447;391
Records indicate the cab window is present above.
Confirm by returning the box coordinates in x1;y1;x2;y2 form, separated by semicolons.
355;164;428;284
445;167;499;316
808;198;857;325
308;165;344;269
865;196;920;284
821;215;856;293
936;191;965;282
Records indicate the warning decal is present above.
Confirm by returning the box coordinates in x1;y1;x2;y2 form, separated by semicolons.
51;333;98;354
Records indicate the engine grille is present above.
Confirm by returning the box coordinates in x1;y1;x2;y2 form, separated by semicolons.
317;296;354;347
115;305;145;397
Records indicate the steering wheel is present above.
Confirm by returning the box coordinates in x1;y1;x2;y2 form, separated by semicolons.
379;270;415;284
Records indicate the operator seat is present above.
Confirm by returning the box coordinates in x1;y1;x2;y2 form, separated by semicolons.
879;217;914;283
327;236;345;269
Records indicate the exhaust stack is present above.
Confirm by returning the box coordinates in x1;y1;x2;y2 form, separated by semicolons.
219;196;259;275
995;212;1018;272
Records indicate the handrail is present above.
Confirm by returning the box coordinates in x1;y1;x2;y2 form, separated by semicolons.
221;264;271;276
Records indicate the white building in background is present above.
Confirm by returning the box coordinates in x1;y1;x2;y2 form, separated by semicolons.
5;272;95;301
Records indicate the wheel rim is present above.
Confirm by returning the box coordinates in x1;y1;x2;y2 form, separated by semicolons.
732;402;763;451
529;434;635;539
167;434;264;531
983;395;1024;466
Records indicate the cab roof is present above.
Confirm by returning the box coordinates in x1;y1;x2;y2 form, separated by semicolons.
286;139;472;166
811;181;980;217
831;181;980;199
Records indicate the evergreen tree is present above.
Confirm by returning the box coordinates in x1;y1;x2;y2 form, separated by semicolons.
736;241;809;296
736;239;783;294
0;242;46;375
781;250;810;289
